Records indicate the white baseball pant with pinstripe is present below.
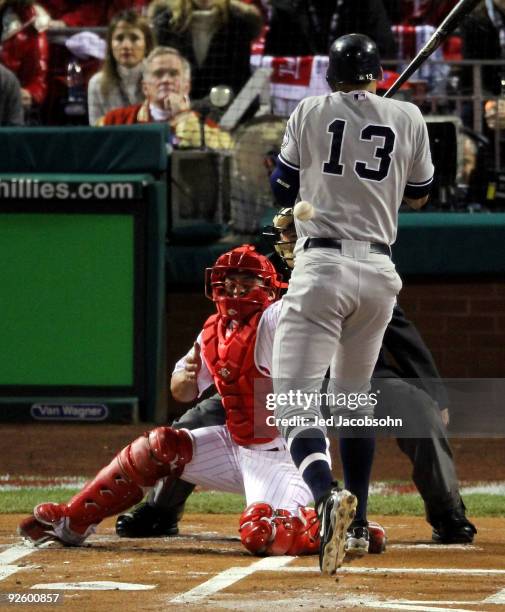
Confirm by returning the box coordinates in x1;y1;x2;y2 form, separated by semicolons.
179;425;314;513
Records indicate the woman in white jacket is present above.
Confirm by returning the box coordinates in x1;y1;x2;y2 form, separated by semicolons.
87;9;155;125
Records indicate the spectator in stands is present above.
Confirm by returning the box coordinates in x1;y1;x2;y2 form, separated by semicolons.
148;0;262;100
99;45;233;149
87;10;155;125
399;0;457;25
263;0;396;59
461;0;505;97
0;62;24;124
459;0;505;135
41;0;149;28
0;0;49;112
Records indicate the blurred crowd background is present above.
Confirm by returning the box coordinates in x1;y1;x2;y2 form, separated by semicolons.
2;0;505;229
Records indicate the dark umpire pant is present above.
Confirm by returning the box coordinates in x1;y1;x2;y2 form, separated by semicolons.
374;378;463;522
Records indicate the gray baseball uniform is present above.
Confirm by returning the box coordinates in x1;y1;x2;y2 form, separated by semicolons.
272;89;434;435
279;91;434;244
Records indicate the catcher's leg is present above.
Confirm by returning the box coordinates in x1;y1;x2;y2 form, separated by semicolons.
238;441;317;556
239;504;319;556
116;394;226;538
18;427;193;546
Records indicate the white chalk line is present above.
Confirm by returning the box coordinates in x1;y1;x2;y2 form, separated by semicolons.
169;556;293;604
376;594;505;606
0;544;44;581
389;544;481;551
485;587;505;603
369;604;474;612
31;581;155;591
280;566;505;575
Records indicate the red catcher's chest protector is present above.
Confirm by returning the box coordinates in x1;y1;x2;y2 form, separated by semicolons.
201;312;274;445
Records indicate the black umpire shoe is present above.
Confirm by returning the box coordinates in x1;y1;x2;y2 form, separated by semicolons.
317;483;357;575
116;502;179;538
431;509;477;544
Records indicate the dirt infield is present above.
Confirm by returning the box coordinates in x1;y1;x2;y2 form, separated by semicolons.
0;514;504;611
1;426;504;610
1;424;505;481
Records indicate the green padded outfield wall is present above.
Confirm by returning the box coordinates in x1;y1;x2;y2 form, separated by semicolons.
0;126;168;423
0;214;134;386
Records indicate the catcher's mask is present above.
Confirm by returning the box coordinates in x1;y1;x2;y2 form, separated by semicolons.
205;245;281;321
262;207;297;269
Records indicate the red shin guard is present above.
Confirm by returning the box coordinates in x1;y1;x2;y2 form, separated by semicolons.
64;427;193;529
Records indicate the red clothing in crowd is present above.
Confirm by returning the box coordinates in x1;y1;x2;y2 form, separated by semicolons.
100;102;145;125
0;4;49;105
401;0;458;26
40;0;149;27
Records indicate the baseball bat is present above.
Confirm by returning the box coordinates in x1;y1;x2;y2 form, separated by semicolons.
383;0;481;99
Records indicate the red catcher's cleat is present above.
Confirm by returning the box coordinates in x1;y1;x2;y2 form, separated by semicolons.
18;514;56;546
18;503;94;546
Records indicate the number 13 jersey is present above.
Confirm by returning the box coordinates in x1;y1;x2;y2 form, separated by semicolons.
278;90;434;245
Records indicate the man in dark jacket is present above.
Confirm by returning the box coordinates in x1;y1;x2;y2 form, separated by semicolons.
461;0;505;96
264;0;397;59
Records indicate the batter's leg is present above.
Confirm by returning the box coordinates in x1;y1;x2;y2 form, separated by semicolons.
273;249;398;574
338;436;376;555
339;437;375;523
272;253;348;505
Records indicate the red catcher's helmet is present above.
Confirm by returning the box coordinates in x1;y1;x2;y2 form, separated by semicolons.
205;245;281;321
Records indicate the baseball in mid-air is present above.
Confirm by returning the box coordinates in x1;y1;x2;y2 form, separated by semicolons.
293;200;314;221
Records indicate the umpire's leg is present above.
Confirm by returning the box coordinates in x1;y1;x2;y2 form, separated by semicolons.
375;378;462;521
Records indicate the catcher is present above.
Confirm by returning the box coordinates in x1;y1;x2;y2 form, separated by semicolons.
19;245;323;556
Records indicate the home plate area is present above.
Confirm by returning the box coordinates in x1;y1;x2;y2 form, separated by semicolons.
0;515;504;612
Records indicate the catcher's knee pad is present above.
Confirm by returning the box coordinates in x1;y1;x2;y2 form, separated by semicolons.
118;427;193;487
368;520;387;554
286;507;320;556
239;503;297;556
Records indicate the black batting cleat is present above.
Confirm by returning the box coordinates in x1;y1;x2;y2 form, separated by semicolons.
317;484;357;575
116;502;179;538
432;509;477;544
345;520;369;557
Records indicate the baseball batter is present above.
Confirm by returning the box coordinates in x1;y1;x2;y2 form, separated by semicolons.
18;246;321;557
269;33;434;575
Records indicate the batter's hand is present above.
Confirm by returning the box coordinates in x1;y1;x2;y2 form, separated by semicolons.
440;408;449;427
184;342;202;382
163;92;190;119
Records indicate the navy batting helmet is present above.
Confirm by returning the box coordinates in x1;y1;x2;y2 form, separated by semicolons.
326;33;381;88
